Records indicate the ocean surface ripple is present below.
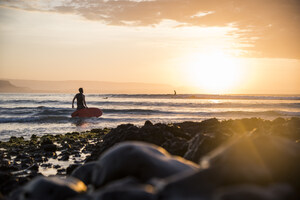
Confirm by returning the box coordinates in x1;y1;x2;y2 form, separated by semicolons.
1;93;300;141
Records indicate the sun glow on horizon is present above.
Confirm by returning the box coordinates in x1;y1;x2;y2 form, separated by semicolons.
186;51;242;94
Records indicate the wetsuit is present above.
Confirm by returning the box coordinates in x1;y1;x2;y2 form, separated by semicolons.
75;93;85;110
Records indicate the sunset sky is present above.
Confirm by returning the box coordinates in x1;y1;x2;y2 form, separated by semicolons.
0;0;299;94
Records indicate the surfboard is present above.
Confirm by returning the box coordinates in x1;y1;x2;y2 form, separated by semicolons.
71;108;102;118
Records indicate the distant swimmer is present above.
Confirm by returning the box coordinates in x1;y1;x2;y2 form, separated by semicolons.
72;88;88;110
174;90;177;95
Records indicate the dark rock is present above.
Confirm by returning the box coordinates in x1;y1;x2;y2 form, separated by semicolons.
0;171;10;183
90;129;105;134
12;176;87;200
40;138;53;145
21;163;30;170
221;118;266;134
3;118;300;199
91;177;155;200
92;142;198;188
41;163;52;168
74;152;80;157
198;118;220;131
62;143;72;149
161;137;188;156
173;121;201;136
59;154;69;161
27;164;39;172
144;120;153;126
66;164;81;175
272;117;286;125
9;136;24;143
0;159;12;171
87;122;190;162
33;154;43;163
184;132;228;163
57;168;66;175
0;171;11;195
71;162;97;185
158;135;300;199
183;133;206;162
1;176;22;197
53;165;61;169
213;184;297;200
41;144;57;152
15;154;30;161
30;134;37;139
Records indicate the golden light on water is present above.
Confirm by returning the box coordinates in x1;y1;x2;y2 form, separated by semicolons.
186;51;242;94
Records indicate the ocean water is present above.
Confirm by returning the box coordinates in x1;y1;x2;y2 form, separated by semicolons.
0;93;300;141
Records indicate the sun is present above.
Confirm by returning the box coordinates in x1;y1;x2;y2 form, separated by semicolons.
186;51;241;94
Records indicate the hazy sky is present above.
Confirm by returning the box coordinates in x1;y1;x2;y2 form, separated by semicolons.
0;0;299;94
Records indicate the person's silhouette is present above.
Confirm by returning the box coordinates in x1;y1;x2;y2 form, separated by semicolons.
72;88;88;110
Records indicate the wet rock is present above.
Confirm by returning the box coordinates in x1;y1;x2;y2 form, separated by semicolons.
92;142;198;188
2;118;300;199
74;152;80;158
0;168;38;197
41;144;57;152
53;165;61;169
183;132;227;163
10;164;39;179
9;136;25;144
1;176;23;197
59;154;69;161
20;163;30;170
213;184;297;200
61;143;72;150
183;133;206;162
144;120;153;127
33;154;44;163
87;122;190;162
221;118;266;134
158;135;300;199
205;135;300;186
12;176;87;200
173;121;201;136
0;171;12;195
271;117;300;140
71;162;97;185
0;171;10;183
90;128;105;134
91;177;155;200
30;135;37;140
40;137;53;145
66;164;81;175
0;159;13;171
57;168;66;175
41;163;52;168
20;157;35;169
26;164;39;172
42;152;57;160
15;154;30;161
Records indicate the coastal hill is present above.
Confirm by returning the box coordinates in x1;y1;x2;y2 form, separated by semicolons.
0;80;31;93
4;79;175;94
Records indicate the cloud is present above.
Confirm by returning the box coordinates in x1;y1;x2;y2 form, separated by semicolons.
1;0;300;59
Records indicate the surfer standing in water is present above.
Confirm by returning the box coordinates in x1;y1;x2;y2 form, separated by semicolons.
72;88;88;110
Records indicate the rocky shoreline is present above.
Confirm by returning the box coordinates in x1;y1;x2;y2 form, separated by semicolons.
1;117;300;199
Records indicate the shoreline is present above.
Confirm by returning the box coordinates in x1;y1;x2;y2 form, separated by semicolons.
1;117;300;198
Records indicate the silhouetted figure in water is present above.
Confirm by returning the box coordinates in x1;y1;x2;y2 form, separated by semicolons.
174;90;177;95
72;88;88;110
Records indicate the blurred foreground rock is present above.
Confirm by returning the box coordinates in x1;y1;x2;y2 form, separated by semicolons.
1;117;300;199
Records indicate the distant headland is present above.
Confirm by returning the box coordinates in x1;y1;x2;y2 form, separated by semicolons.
0;79;176;94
